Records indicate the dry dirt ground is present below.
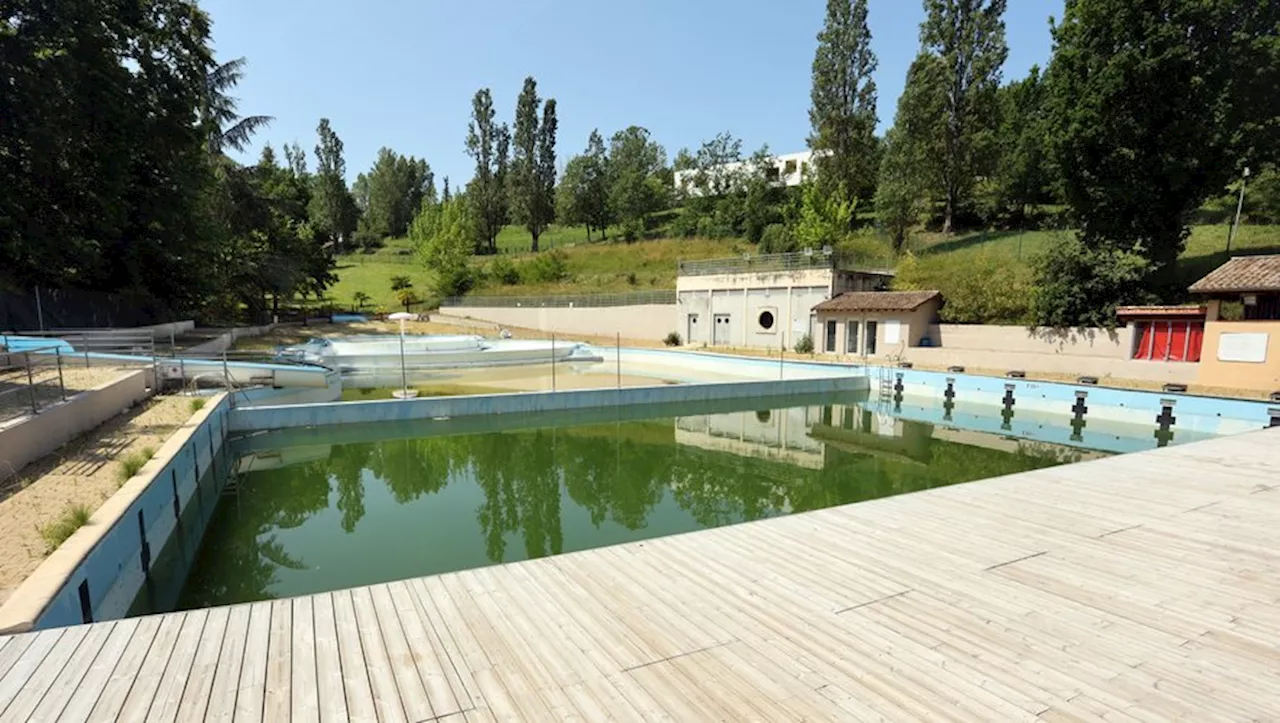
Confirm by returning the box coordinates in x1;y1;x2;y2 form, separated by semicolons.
0;365;141;421
0;394;192;606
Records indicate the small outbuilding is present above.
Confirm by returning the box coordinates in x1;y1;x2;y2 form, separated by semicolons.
1188;254;1280;391
811;290;942;357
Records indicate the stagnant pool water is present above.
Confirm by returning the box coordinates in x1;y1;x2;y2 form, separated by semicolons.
129;391;1163;614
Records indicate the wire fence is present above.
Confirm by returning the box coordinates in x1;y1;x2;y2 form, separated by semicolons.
440;290;677;309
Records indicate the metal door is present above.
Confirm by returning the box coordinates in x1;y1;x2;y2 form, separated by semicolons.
686;314;699;344
713;314;730;346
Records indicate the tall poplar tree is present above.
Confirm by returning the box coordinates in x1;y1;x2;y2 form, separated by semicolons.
920;0;1008;233
809;0;879;207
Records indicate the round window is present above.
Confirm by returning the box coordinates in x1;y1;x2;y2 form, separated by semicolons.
756;410;772;423
758;310;775;330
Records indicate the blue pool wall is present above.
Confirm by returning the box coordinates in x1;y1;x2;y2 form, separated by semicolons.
31;395;232;630
228;375;868;432
886;367;1277;434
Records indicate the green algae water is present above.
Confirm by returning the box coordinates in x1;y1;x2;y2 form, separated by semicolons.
167;394;1096;610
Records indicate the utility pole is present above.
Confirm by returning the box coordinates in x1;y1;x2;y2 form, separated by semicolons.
1227;167;1250;253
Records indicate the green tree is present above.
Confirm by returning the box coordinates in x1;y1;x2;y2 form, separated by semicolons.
607;127;666;241
1044;0;1280;308
876;54;947;247
557;154;591;237
411;199;476;298
535;98;559;248
352;291;371;310
795;182;854;249
202;58;273;155
509;79;558;251
582;130;613;238
920;0;1008;233
284;142;308;177
390;275;413;291
355;148;434;244
465;89;509;254
988;66;1052;224
809;0;879;209
0;0;216;309
309;118;358;251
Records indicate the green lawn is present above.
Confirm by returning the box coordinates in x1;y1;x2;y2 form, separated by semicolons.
322;222;1280;312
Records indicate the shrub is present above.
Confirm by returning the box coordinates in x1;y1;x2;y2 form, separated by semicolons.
837;229;897;269
189;398;206;413
759;224;795;254
663;331;682;347
520;249;569;284
1030;237;1152;329
489;256;521;285
895;249;1035;325
794;334;814;354
39;503;93;552
117;446;156;485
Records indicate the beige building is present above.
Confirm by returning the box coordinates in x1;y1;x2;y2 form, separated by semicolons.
675;252;893;349
811;290;943;359
1189;254;1280;392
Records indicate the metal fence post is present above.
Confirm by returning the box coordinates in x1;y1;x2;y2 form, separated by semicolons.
56;349;66;400
616;333;621;389
24;353;37;414
551;333;556;392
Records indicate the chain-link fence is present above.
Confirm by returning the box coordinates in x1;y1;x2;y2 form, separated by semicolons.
0;287;174;331
440;290;676;309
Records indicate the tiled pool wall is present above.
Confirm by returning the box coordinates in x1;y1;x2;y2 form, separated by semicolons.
887;367;1279;436
227;374;869;432
15;395;233;631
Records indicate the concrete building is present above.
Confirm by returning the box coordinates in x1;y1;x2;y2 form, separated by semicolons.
811;290;943;358
675;251;893;349
1189;254;1280;392
673;150;819;197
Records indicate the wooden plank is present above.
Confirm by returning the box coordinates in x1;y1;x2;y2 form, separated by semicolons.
17;622;115;722
310;594;348;723
0;625;89;721
171;604;231;722
384;580;463;716
290;596;319;723
263;598;293;723
348;586;406;723
84;614;165;722
331;590;377;722
234;601;273;723
119;609;203;721
0;630;53;715
367;584;434;720
50;617;141;723
203;603;251;722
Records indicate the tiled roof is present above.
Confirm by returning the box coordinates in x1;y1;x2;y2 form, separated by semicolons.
1115;305;1207;319
1188;255;1280;294
812;290;942;313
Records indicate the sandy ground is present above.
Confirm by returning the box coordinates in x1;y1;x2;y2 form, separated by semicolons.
0;395;192;606
0;365;143;421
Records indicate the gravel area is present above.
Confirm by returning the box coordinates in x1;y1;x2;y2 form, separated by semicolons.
0;395;193;606
0;365;147;422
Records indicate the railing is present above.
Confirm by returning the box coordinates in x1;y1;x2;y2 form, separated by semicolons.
440;290;677;309
676;251;843;277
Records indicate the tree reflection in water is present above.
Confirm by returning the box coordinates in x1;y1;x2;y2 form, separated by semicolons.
178;407;1076;609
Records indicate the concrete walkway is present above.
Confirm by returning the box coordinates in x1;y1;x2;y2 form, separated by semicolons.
0;427;1276;720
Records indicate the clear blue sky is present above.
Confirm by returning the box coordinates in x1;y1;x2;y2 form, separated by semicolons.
203;0;1063;186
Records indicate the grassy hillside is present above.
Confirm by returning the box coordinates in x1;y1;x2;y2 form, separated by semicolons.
323;222;1280;315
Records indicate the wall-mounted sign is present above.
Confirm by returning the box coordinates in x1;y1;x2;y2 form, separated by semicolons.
1217;332;1269;363
884;320;902;345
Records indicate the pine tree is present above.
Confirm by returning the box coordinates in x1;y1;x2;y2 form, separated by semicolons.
809;0;878;208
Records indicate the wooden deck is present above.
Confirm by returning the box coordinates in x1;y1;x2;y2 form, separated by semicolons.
1;427;1278;721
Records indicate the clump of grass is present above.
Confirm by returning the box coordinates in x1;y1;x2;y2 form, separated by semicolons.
38;503;93;553
116;446;156;485
189;397;206;413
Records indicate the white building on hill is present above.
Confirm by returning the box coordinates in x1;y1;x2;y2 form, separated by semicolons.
676;250;893;349
673;150;819;197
